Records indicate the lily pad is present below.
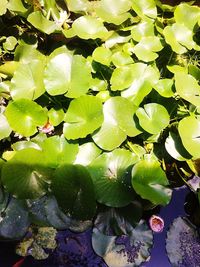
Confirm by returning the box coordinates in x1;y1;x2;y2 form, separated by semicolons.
92;97;141;151
175;72;200;108
178;116;200;159
1;148;52;199
0;113;12;140
63;95;103;140
72;15;109;40
131;21;155;42
88;149;138;207
166;217;200;267
132;0;157;19
92;212;153;267
51;164;96;220
10;60;45;100
5;99;47;137
0;0;8;15
131;155;172;205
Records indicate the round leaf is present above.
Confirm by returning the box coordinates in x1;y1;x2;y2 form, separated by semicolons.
1;148;52;199
5;99;47;137
92;47;112;66
48;108;64;126
131;21;155;42
132;0;157;19
88;149;138;207
51;164;96;220
72;15;109;40
92;97;141;151
178;116;200;159
131;155;172;205
0;113;12;140
63;95;103;140
136;103;170;134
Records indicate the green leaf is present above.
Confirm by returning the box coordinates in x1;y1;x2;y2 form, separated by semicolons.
44;47;73;95
0;0;8;15
163;24;198;54
72;15;109;40
63;95;103;140
136;103;170;134
131;155;172;205
7;0;27;13
0;113;12;140
178;116;200;159
92;47;112;66
131;21;155;42
96;0;132;25
12;141;41;151
44;47;91;97
48;108;64;126
111;51;133;67
3;36;17;51
5;99;47;137
88;149;138;207
0;61;19;77
40;136;78;168
92;97;141;151
75;142;101;166
51;164;96;220
14;44;45;63
132;0;157;19
65;0;88;12
27;11;61;34
133;36;163;62
175;72;200;107
1;148;52;199
174;3;200;30
10;60;45;100
121;63;159;105
165;132;192;161
154;79;174;98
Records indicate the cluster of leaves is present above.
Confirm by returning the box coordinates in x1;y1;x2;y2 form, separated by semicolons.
0;0;200;265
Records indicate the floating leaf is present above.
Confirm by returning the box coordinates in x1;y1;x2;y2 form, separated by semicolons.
96;0;132;25
165;132;192;161
131;155;172;205
133;36;163;62
111;51;133;67
178;116;200;159
92;97;141;151
51;164;96;220
0;0;8;15
48;108;64;126
131;21;155;42
72;15;109;40
75;142;101;166
154;79;174;98
175;72;200;107
40;136;78;168
88;149;138;207
136;103;170;134
63;95;103;140
92;212;153;267
92;47;112;66
0;113;12;140
27;11;60;34
65;0;88;12
174;3;200;30
3;36;17;51
132;0;157;19
0;196;30;240
121;64;159;106
1;148;51;199
10;60;45;100
5;99;47;137
7;0;27;13
166;217;200;267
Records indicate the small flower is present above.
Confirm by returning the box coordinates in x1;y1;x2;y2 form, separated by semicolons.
149;215;164;233
38;121;54;134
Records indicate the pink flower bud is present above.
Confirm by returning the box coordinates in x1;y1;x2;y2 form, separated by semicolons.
149;215;164;233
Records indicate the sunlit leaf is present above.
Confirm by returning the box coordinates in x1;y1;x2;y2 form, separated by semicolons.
154;79;174;98
88;149;138;207
0;113;12;140
72;15;109;40
75;142;101;166
175;72;200;107
7;0;27;13
136;103;170;134
92;47;112;66
65;0;88;12
0;0;8;15
3;36;17;51
92;97;141;151
51;164;96;220
10;60;45;100
5;99;47;137
111;51;133;67
178;116;200;159
131;21;155;42
1;148;52;199
131;155;172;205
63;95;103;140
48;108;64;126
27;11;61;34
132;0;157;19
